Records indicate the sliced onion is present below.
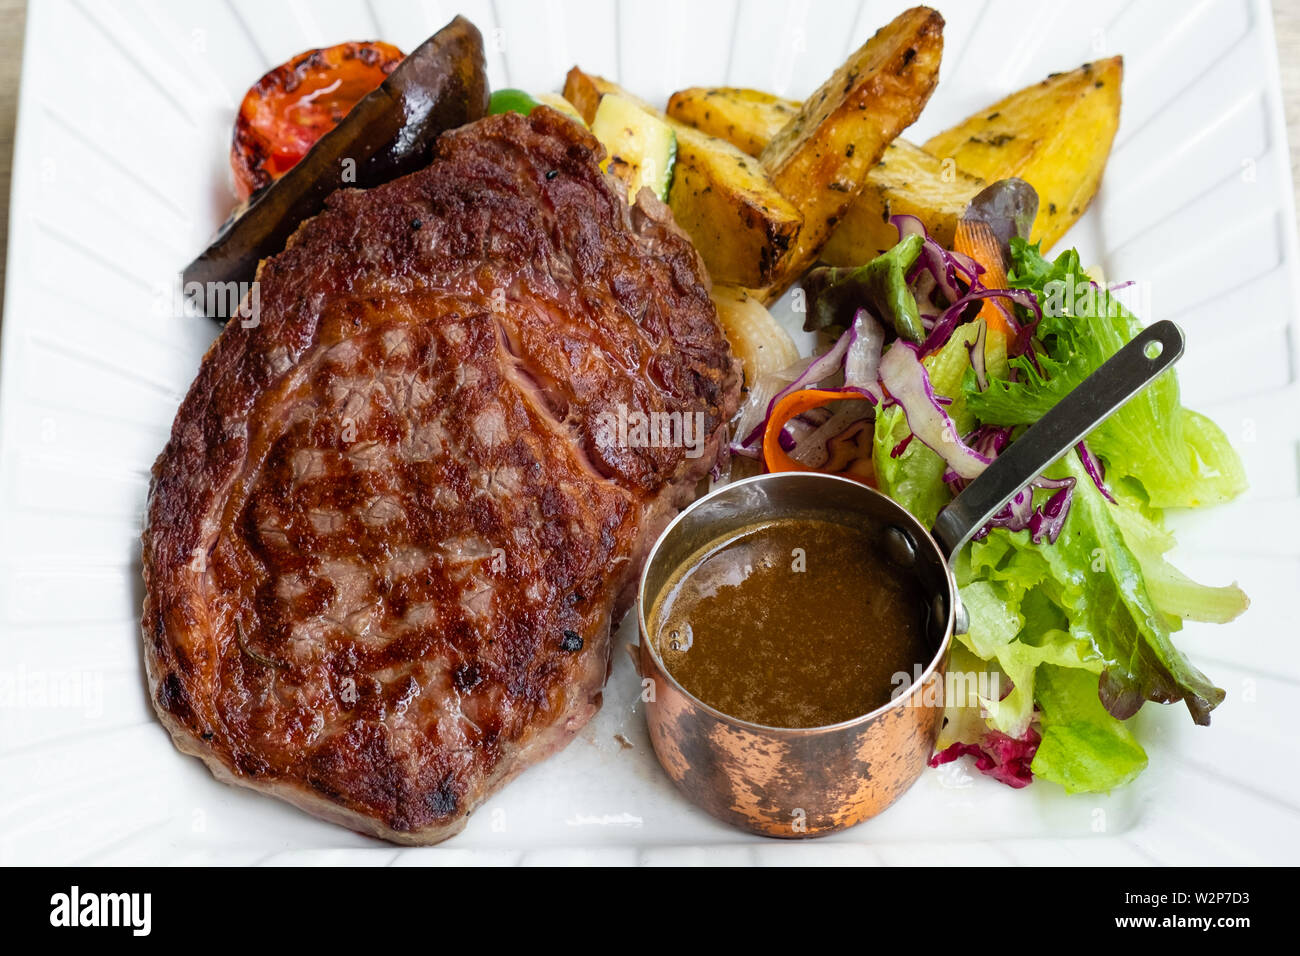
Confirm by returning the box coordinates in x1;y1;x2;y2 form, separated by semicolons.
878;342;991;481
790;400;876;469
844;308;885;392
733;307;886;459
738;332;854;449
730;355;816;457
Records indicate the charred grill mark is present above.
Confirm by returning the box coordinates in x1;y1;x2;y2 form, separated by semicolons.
157;671;193;723
235;752;271;777
424;774;459;818
151;614;166;653
453;662;482;691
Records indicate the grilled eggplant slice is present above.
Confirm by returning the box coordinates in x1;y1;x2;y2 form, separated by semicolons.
184;16;488;318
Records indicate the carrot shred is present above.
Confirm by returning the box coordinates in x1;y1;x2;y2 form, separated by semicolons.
761;388;876;486
953;219;1013;341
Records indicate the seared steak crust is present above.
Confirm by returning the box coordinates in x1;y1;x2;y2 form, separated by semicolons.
142;109;739;843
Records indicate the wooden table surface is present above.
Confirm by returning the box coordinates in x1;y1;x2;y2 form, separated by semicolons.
0;1;1297;316
1275;0;1299;223
0;0;27;308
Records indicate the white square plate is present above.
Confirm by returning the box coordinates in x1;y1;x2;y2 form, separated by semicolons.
2;0;1298;864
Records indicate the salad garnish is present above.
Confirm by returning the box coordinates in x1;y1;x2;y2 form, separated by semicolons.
734;183;1250;792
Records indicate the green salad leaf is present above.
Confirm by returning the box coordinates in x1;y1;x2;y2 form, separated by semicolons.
964;240;1247;508
873;238;1249;794
962;451;1227;728
1030;664;1148;794
802;233;925;339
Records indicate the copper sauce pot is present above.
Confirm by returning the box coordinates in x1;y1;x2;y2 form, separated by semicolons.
636;321;1184;837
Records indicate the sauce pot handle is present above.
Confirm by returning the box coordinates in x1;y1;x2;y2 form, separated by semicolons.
931;319;1184;559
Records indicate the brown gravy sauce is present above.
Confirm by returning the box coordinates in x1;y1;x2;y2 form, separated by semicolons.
649;517;931;728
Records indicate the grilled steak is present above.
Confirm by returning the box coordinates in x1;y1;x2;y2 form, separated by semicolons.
142;109;740;844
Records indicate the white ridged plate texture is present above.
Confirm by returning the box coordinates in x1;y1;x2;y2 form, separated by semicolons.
1;0;1298;865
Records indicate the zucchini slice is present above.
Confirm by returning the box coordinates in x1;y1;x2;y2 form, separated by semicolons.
589;93;676;202
534;92;587;127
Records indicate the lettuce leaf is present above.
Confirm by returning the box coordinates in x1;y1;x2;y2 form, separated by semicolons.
964;451;1227;727
872;241;1248;794
1030;664;1148;794
930;640;1041;789
873;404;949;525
954;551;1104;739
964;240;1247;509
802;233;924;338
1108;484;1250;624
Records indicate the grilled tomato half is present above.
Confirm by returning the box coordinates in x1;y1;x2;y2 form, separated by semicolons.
230;41;404;200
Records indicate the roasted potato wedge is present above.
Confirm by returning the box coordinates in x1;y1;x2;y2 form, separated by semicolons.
755;6;944;302
563;67;802;288
562;65;608;124
668;86;983;266
666;87;799;155
922;56;1122;250
709;284;800;385
669;126;803;287
820;139;985;265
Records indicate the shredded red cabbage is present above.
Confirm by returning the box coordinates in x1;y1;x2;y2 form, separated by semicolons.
929;727;1041;789
1075;439;1116;503
843;308;885;388
894;214;975;310
728;216;1088;547
737;330;854;450
731;310;883;458
890;214;1041;359
942;425;1077;545
879;342;991;480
